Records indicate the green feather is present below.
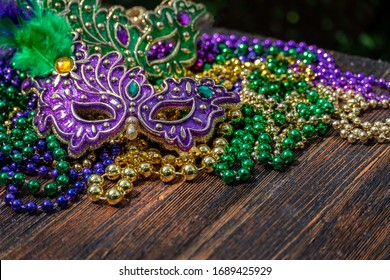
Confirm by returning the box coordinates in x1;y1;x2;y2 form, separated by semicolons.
0;3;73;77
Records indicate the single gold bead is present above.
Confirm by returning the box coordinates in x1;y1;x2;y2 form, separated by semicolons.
73;163;83;173
213;137;228;148
148;151;162;164
211;147;225;158
377;134;387;143
117;179;133;194
122;167;138;182
340;129;348;139
189;146;202;158
181;164;199;181
201;156;216;173
347;134;357;143
106;188;123;205
227;108;243;122
359;131;368;141
105;164;121;180
82;159;92;168
198;144;211;155
217;122;233;136
332;120;341;129
162;154;176;165
87;174;104;187
159;164;176;183
87;184;103;202
381;99;389;108
138;162;153;178
87;153;96;162
295;141;305;149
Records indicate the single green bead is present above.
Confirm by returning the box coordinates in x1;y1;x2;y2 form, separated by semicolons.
258;143;272;152
253;44;264;55
46;135;58;143
221;170;236;185
22;146;34;157
281;150;294;163
237;151;251;160
218;43;228;50
298;108;311;120
220;154;235;168
243;125;254;134
243;133;255;144
297;81;308;93
12;172;26;187
273;112;286;125
253;115;265;123
16;117;28;128
47;141;60;151
215;163;229;176
233;129;245;138
12;153;23;164
28;180;41;194
230;138;243;147
23;134;37;144
237;43;249;54
13;140;24;150
0;133;9;143
253;123;265;135
282;138;295;150
242;159;255;171
296;102;308;111
11;128;23;139
0;172;11;185
57;161;70;174
238;168;251;182
268;46;280;55
307;90;319;103
314;107;325;117
272;157;285;170
302;124;316;138
226;146;239;155
322;102;335;114
56;175;70;187
44;182;58;197
316;122;329;136
258;151;272;164
258;133;272;144
242;143;253;152
243;117;253;125
53;148;67;160
215;54;226;64
2;144;13;156
288;129;302;143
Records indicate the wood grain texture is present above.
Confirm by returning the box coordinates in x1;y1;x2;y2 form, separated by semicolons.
0;31;389;260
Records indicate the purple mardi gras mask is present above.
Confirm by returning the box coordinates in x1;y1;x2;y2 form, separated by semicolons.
32;34;240;158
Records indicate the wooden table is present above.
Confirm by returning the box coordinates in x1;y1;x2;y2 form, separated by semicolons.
0;33;389;260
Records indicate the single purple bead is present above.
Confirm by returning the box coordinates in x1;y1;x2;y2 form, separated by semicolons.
73;181;85;194
11;199;23;212
26;201;38;215
41;200;54;213
37;140;46;151
56;195;68;209
68;169;79;181
4;193;15;205
43;151;53;162
66;189;78;201
25;163;36;174
103;159;114;167
7;184;18;195
50;168;60;179
37;165;48;177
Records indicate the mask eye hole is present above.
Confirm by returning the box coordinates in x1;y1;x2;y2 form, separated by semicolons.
153;105;191;121
72;102;116;122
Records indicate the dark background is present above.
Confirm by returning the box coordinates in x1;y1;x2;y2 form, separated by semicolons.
106;0;389;62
